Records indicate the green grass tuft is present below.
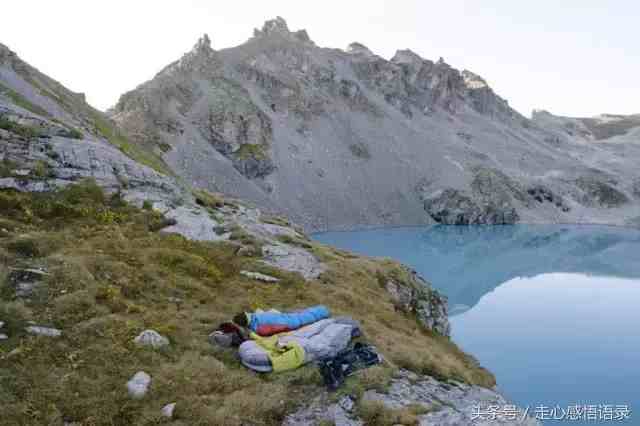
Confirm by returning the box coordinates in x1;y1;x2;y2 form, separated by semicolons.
0;82;51;117
234;143;267;160
0;117;42;139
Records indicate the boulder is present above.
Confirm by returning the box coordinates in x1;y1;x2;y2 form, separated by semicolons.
133;330;170;349
126;371;151;399
240;270;280;283
161;402;176;418
25;326;62;337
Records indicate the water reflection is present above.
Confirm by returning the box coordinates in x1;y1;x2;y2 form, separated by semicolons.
452;273;640;425
314;225;640;310
313;225;640;424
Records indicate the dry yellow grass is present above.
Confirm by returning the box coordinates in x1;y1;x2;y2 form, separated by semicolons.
0;181;493;425
357;399;433;426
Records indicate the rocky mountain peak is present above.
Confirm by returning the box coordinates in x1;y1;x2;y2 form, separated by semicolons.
346;42;375;57
252;17;313;44
254;16;290;37
193;33;211;52
164;33;218;76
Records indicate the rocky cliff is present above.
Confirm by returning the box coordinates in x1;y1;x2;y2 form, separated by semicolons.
111;17;640;231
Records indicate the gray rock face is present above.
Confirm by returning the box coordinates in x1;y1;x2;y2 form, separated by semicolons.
231;152;275;179
364;370;540;426
423;189;519;225
261;243;326;279
126;371;151;400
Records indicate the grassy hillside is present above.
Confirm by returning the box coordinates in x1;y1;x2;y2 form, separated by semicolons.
0;181;493;425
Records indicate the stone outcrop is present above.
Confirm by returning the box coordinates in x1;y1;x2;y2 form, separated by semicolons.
25;325;62;337
284;370;539;426
574;176;629;208
126;371;151;400
384;267;451;336
423;189;519;225
134;330;170;349
527;184;571;212
239;270;280;283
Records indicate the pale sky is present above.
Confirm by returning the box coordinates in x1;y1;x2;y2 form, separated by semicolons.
2;1;638;117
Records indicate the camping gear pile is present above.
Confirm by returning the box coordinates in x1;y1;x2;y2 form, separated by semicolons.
209;305;382;388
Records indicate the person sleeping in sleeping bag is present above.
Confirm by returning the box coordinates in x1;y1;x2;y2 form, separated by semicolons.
233;305;330;336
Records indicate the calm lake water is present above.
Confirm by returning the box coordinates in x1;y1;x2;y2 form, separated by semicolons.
314;225;640;425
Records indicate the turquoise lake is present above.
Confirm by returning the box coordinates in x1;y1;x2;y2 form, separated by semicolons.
314;225;640;424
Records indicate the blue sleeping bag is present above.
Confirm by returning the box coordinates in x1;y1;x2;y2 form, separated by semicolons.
248;305;330;336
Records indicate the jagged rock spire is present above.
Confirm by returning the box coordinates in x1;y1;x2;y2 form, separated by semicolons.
193;34;211;52
264;16;289;34
252;17;313;44
160;33;218;76
254;16;290;37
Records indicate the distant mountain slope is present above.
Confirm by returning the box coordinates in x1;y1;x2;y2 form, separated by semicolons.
0;42;171;175
0;42;222;241
112;17;640;231
532;110;640;142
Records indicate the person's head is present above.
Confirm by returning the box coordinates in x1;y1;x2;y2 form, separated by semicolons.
233;312;248;327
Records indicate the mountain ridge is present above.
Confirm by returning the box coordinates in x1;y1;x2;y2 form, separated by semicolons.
110;17;640;232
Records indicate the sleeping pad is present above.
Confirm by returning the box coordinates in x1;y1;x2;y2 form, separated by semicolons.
239;317;361;373
247;305;330;336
